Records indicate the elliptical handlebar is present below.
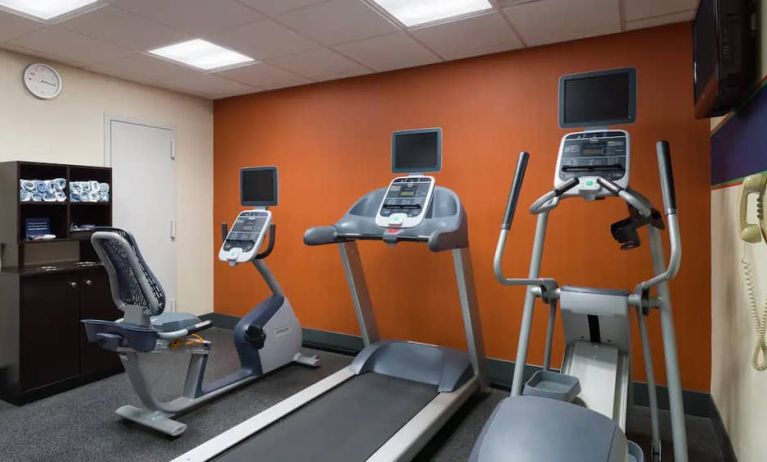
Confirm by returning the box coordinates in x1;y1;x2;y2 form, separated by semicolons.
529;178;579;215
494;152;558;293
656;140;678;214
502;152;529;229
636;141;682;293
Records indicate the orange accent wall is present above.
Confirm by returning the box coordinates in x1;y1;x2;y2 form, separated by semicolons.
213;23;711;391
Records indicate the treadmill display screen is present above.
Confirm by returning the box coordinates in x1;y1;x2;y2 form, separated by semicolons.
392;129;441;173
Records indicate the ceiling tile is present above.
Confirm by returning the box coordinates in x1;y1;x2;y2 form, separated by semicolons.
623;0;698;22
504;0;620;47
216;62;313;88
207;18;320;61
111;0;263;35
157;72;258;98
0;11;43;42
275;0;398;45
8;27;132;66
236;0;329;15
87;53;190;84
266;47;370;80
60;5;188;52
333;32;440;72
626;9;696;31
411;12;522;60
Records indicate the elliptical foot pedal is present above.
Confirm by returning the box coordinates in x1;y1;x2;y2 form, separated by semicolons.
116;405;187;436
522;370;581;402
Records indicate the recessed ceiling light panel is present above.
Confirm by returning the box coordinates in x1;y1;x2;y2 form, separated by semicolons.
148;39;257;72
0;0;101;21
371;0;493;28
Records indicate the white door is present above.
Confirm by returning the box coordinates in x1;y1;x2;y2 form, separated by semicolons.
106;119;177;312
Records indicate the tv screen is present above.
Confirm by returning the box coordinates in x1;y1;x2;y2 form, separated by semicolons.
693;0;756;118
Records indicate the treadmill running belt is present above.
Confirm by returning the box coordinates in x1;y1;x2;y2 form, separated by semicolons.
215;372;439;462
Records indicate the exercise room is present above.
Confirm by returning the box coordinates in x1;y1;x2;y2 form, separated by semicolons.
0;0;764;461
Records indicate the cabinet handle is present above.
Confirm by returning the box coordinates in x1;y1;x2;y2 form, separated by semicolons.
85;280;93;286
69;281;78;288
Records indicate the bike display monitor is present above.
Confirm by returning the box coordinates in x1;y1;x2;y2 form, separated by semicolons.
241;166;278;207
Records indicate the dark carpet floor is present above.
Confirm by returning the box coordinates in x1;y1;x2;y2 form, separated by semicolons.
0;328;726;461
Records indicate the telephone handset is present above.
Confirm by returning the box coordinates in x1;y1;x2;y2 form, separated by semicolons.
738;173;767;243
738;173;767;371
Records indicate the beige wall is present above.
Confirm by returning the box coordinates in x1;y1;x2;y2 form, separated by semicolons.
710;2;767;461
0;48;214;315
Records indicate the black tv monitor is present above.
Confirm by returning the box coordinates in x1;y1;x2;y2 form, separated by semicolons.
241;167;278;207
558;68;637;128
693;0;756;118
392;128;442;173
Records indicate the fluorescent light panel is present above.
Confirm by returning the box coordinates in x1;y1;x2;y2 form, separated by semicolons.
0;0;100;21
372;0;493;27
149;39;256;71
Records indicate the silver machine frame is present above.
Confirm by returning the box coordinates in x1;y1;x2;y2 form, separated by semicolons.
493;141;687;461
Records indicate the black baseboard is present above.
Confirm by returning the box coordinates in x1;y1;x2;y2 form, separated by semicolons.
201;312;725;422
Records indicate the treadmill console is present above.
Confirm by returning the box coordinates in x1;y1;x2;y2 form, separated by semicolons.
375;176;435;228
554;129;630;199
219;210;271;265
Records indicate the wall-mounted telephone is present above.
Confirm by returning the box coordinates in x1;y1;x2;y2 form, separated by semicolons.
739;173;767;243
739;173;767;371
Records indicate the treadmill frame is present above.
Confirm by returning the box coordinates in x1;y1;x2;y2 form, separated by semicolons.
173;240;488;462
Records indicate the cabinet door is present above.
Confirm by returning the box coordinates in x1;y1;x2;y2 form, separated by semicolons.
79;269;122;375
20;273;80;391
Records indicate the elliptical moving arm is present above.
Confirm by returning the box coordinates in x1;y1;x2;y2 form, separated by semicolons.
636;141;682;293
494;152;557;294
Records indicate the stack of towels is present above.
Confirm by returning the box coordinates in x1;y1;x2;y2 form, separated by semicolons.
19;178;67;202
70;181;110;202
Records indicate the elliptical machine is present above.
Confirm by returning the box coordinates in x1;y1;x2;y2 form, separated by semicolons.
470;68;688;462
82;166;318;436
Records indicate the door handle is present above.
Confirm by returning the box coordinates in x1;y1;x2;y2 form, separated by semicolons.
85;279;93;286
69;281;78;288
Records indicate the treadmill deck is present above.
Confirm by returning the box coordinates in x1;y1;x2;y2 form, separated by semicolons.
215;372;438;462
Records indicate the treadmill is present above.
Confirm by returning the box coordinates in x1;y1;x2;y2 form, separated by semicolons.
173;127;489;462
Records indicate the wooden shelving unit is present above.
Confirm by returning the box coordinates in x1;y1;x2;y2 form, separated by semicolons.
0;161;121;404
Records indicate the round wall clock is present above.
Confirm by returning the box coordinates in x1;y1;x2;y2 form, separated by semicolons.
23;63;63;100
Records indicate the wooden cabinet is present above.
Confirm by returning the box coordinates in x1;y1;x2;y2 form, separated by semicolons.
0;160;118;404
0;267;122;404
79;270;122;376
20;273;81;391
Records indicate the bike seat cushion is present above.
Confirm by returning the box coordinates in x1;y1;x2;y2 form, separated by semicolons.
469;396;628;462
151;312;201;332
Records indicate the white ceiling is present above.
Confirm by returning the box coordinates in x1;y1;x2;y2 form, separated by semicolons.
0;0;698;99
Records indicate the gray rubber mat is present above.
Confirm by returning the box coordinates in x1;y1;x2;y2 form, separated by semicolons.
215;372;439;462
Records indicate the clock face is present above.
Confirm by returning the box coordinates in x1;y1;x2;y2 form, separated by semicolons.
23;64;62;99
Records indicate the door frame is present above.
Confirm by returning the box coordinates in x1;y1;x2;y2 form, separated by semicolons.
103;115;178;311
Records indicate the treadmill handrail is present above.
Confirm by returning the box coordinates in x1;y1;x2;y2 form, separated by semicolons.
303;186;470;252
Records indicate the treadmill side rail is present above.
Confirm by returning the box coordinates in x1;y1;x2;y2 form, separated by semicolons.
170;367;356;462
